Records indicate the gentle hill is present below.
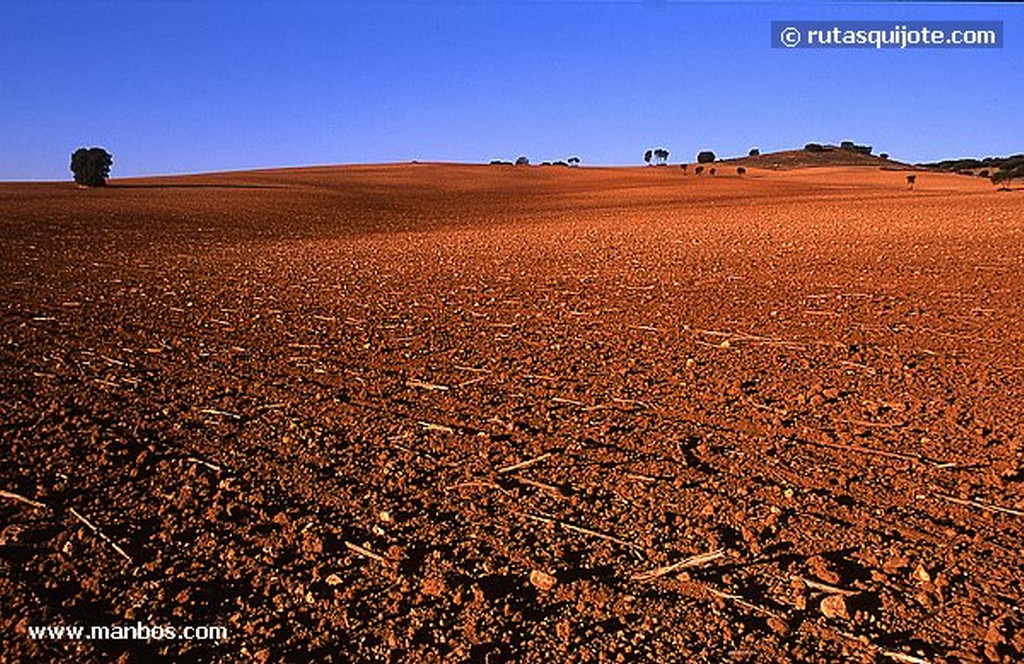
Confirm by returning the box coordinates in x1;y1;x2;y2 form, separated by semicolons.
722;146;910;170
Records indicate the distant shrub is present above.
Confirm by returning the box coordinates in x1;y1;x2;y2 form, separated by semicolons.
804;143;825;153
490;159;512;165
979;169;990;178
696;151;716;164
840;141;855;151
736;166;746;176
854;145;873;155
748;148;760;157
694;165;705;176
906;174;917;189
879;153;889;160
541;161;552;166
567;156;581;167
552;161;568;167
709;167;716;176
680;164;688;172
515;156;530;166
70;147;112;187
653;148;670;165
644;149;653;165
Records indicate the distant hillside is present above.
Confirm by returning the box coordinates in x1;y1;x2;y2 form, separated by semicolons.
918;153;1024;177
723;144;909;170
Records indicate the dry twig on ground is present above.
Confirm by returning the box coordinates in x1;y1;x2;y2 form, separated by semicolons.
633;549;725;582
68;507;134;564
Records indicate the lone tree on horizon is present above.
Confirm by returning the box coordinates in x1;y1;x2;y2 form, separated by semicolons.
70;147;113;187
653;148;670;165
696;150;716;164
644;149;653;166
515;156;530;166
567;156;581;167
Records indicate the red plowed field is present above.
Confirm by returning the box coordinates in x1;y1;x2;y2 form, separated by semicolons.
1;164;1021;662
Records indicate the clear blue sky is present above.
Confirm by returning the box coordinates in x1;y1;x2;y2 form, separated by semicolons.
2;1;1021;180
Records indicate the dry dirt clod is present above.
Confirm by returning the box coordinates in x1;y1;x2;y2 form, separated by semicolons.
767;616;790;635
529;570;558;592
820;595;850;620
807;555;842;585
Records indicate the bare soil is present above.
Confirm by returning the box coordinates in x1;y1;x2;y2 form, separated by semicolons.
1;164;1021;663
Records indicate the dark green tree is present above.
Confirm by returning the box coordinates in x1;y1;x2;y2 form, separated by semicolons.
644;149;653;165
696;150;716;164
70;147;113;187
992;166;1024;189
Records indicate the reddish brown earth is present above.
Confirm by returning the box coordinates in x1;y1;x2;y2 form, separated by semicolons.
1;163;1022;663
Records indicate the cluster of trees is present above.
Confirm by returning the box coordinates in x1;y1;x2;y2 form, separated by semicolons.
921;154;1024;172
643;148;718;170
840;141;873;155
70;147;112;186
643;148;670;166
804;142;873;155
491;155;581;167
